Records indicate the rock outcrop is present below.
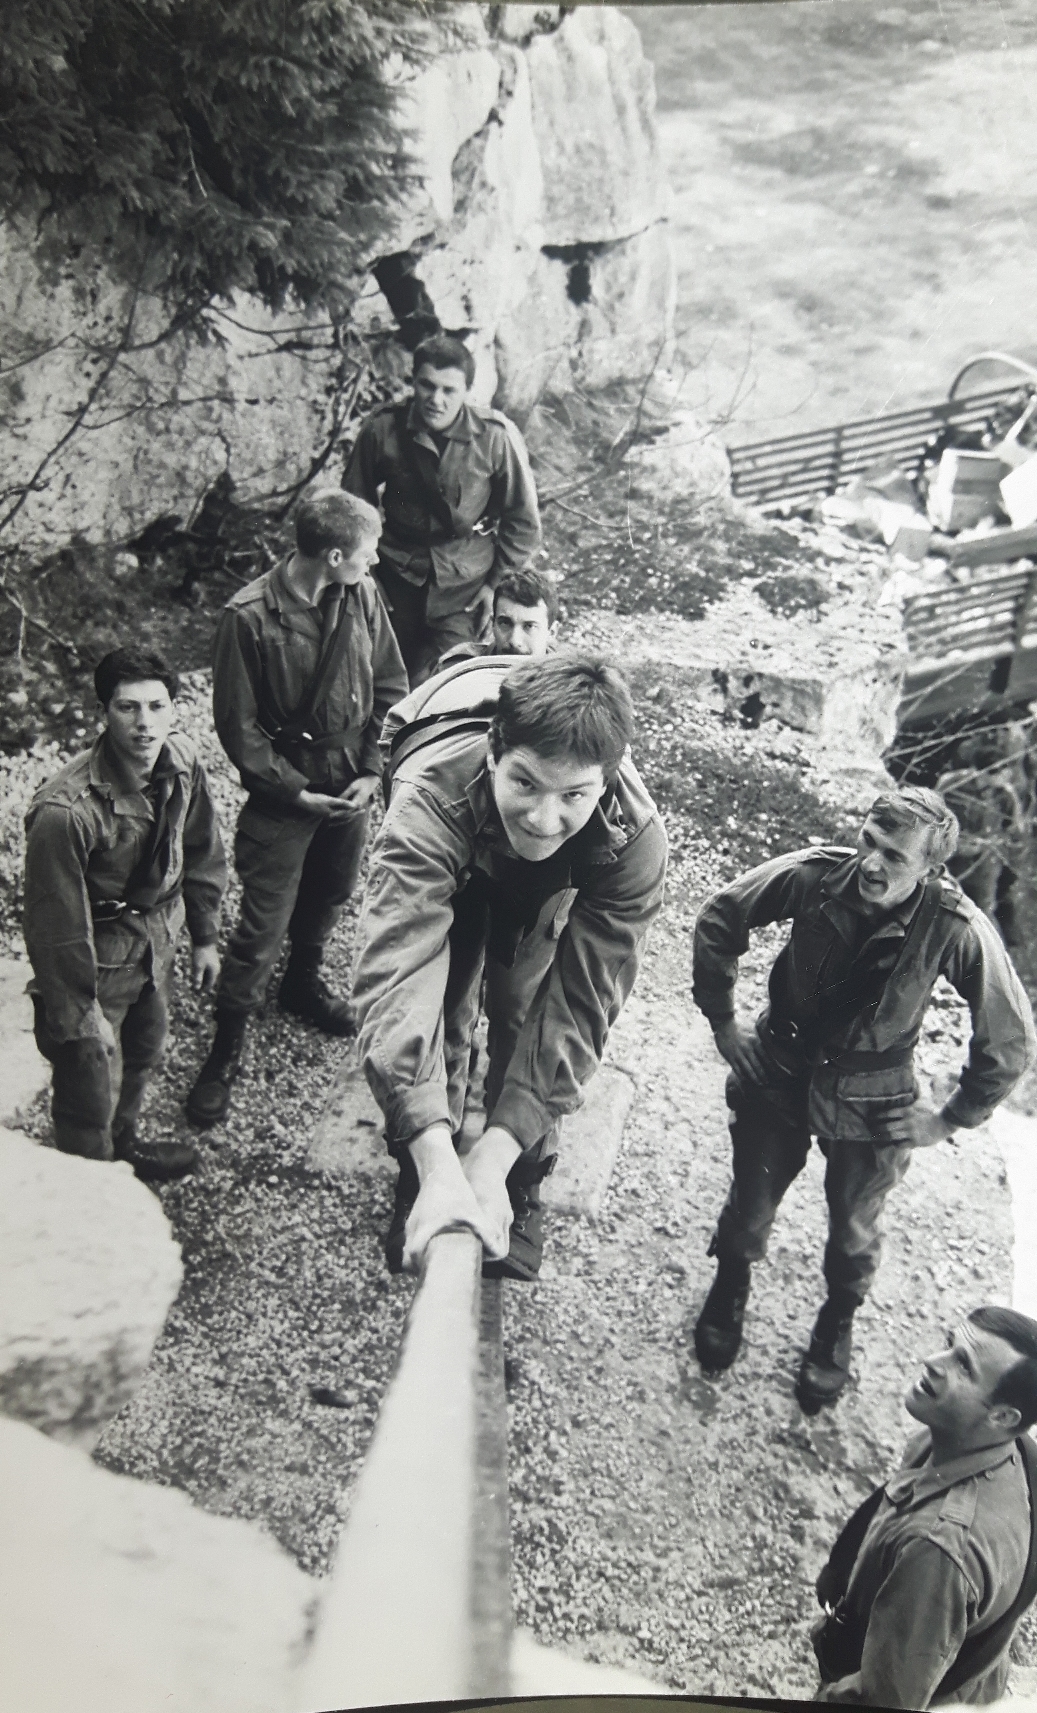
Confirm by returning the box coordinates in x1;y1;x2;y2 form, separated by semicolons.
0;1415;313;1713
0;5;674;556
0;1127;183;1448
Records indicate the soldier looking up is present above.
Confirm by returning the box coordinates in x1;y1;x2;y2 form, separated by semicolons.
342;334;542;685
436;567;559;671
23;646;227;1181
186;489;407;1128
812;1307;1037;1707
691;787;1035;1412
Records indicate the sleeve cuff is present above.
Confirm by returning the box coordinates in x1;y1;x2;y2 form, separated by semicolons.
941;1092;991;1130
487;1085;554;1151
384;1084;453;1148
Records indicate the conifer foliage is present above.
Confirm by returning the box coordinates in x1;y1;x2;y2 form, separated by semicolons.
0;0;440;318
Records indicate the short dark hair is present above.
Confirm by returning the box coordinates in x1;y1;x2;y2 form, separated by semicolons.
296;488;380;559
493;568;559;624
969;1305;1037;1431
413;333;475;389
95;647;179;708
490;653;634;777
868;785;959;864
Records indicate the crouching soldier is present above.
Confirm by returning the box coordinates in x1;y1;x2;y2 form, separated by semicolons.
812;1307;1037;1706
352;653;668;1280
187;489;407;1126
691;787;1035;1411
24;647;227;1180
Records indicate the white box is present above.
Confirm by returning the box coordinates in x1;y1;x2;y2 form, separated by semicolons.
926;448;1006;532
999;454;1037;529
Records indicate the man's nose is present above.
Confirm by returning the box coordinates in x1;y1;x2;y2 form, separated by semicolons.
525;796;562;834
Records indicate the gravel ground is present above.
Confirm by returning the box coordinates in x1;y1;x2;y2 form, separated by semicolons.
3;529;1035;1698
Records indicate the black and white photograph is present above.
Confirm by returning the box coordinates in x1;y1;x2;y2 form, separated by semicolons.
1;3;1037;1710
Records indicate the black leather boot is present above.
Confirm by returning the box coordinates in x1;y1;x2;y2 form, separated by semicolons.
694;1248;752;1372
185;1008;248;1127
796;1292;862;1414
113;1122;198;1183
278;946;357;1037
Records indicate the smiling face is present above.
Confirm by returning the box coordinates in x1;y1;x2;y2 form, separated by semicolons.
488;743;607;862
855;812;936;913
906;1320;1022;1450
104;678;176;777
492;595;552;659
413;362;469;434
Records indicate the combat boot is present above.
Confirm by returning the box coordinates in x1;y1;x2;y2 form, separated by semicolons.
483;1143;557;1283
694;1249;752;1372
185;1008;248;1127
796;1291;862;1414
113;1122;198;1183
278;946;357;1037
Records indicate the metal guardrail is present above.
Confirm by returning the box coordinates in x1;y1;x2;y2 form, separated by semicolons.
299;1232;511;1710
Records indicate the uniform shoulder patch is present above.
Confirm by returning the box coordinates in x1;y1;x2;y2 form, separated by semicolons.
936;874;974;919
938;1481;979;1531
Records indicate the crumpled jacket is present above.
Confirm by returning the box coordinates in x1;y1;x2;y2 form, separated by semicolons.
352;727;668;1149
342;398;541;617
213;562;408;806
815;1429;1030;1707
23;732;226;1043
692;846;1035;1141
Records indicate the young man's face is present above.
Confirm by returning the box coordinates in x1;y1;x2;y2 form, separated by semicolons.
327;524;381;588
413;363;469;434
905;1320;1020;1444
493;596;552;659
488;744;607;862
854;813;936;913
105;679;176;775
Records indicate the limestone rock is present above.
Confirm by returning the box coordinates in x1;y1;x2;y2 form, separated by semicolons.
0;1415;313;1713
0;1128;183;1448
526;9;670;246
0;957;49;1126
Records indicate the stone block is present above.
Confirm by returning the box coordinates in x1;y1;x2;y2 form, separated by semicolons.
0;1415;313;1713
543;1066;635;1221
0;957;49;1125
307;1043;391;1181
0;1127;183;1448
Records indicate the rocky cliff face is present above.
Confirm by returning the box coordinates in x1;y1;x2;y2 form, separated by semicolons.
0;4;674;557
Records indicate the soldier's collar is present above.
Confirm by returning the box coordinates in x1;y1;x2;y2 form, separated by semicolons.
886;1431;1018;1508
821;854;924;930
89;734;184;805
407;396;477;447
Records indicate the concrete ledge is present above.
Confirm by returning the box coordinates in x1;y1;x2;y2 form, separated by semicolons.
544;1065;636;1221
307;1043;390;1180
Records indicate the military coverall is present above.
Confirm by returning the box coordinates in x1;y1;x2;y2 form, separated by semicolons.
692;847;1035;1299
212;560;407;1013
352;726;668;1156
815;1429;1030;1706
23;732;226;1159
342;398;541;683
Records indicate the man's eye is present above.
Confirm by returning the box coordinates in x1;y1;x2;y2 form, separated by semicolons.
564;792;586;804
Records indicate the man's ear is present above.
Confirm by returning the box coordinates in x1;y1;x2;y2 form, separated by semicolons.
485;737;497;776
989;1401;1022;1434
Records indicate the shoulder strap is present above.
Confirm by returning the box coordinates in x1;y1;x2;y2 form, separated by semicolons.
936;1435;1037;1697
816;1440;932;1611
267;590;357;742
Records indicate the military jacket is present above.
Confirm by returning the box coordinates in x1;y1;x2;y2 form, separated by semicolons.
24;732;226;1043
212;561;407;806
342;398;541;617
692;846;1035;1141
816;1429;1030;1706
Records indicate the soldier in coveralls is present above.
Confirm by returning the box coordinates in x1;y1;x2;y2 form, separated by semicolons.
186;489;407;1127
691;787;1035;1412
24;647;227;1181
342;333;542;685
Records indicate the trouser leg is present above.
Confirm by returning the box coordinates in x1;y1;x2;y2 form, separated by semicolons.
820;1137;911;1299
483;890;572;1151
287;806;370;950
373;561;430;684
713;1071;813;1263
32;955;149;1160
216;805;318;1013
113;956;173;1132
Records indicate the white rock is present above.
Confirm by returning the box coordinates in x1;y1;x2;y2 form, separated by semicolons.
526;9;671;246
0;1128;183;1448
0;1415;313;1713
0;957;49;1126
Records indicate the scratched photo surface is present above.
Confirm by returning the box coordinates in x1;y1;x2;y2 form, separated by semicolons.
1;3;1036;1711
